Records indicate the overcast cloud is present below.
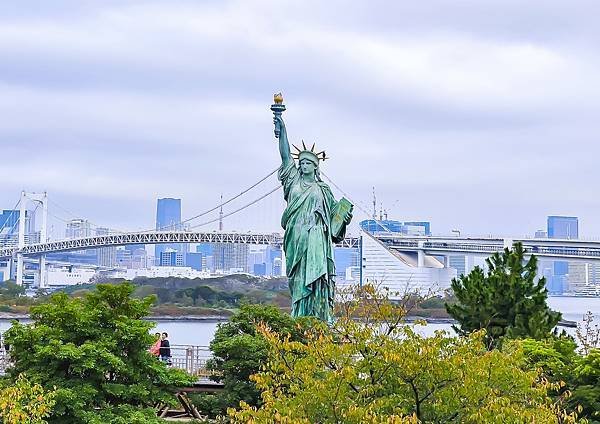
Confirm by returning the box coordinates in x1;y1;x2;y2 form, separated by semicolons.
1;0;599;238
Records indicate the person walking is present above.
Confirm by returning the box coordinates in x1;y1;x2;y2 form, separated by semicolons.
159;332;171;365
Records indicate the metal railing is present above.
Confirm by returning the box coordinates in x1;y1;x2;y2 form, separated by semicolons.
0;349;8;374
0;231;359;258
0;345;217;378
168;345;217;377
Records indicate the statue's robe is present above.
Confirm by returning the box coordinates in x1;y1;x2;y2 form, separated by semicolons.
279;161;347;322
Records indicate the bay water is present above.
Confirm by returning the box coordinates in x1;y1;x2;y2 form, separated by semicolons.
0;296;598;346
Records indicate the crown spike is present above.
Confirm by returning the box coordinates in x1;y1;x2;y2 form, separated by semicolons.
311;143;316;152
292;144;302;152
302;140;307;150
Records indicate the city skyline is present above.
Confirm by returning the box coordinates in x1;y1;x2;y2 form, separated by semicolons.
0;194;593;241
1;1;599;237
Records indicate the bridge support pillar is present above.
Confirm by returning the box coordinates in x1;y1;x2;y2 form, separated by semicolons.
280;250;286;276
16;254;23;286
39;255;46;289
417;251;425;267
417;241;425;267
16;191;27;286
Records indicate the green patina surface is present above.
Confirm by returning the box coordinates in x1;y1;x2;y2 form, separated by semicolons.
272;97;352;322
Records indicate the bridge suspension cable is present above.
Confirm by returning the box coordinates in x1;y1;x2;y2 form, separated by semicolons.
47;198;127;234
0;197;22;236
178;167;279;228
128;167;280;233
320;171;398;236
188;185;282;230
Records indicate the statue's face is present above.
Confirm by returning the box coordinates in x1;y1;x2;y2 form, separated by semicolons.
299;159;316;177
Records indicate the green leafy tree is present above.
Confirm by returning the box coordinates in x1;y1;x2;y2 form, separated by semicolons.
524;322;600;423
229;285;568;423
181;285;216;306
4;282;194;423
0;281;26;298
446;242;561;348
194;303;311;417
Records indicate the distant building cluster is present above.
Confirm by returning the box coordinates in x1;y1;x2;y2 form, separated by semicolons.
536;216;600;296
1;197;599;298
0;208;39;282
359;219;431;236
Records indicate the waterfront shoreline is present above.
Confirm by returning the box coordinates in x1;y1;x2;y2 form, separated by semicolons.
0;313;578;327
0;313;230;322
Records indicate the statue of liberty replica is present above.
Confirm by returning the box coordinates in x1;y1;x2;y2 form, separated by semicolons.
271;93;353;323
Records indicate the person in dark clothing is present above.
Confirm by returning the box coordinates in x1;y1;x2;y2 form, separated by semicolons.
159;332;171;365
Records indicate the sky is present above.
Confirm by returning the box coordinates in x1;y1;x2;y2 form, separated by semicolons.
1;0;599;239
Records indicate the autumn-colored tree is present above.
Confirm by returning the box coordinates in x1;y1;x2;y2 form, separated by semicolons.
229;285;571;423
0;374;56;424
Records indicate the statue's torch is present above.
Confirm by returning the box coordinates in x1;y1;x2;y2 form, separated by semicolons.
270;92;286;138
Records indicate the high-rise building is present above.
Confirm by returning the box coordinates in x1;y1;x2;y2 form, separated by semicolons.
272;257;283;276
160;249;184;267
96;227;117;267
449;256;466;276
130;247;148;269
114;247;148;269
116;248;132;268
196;243;214;256
155;198;186;263
265;245;282;276
0;209;36;246
567;262;588;293
0;209;35;235
64;219;96;261
359;219;431;236
547;216;579;295
334;247;359;278
253;263;267;276
65;219;92;239
247;246;266;276
214;243;249;273
185;252;203;271
196;243;215;272
360;219;403;233
547;216;578;239
125;244;145;252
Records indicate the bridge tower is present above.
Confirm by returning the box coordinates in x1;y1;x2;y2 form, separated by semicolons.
15;191;26;286
15;191;48;286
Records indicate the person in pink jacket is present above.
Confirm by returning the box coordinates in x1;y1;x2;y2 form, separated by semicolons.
149;332;161;357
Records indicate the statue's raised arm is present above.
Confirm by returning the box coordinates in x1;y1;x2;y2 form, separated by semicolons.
271;93;291;166
273;115;292;166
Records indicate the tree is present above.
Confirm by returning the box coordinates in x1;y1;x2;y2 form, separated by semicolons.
181;285;216;306
229;285;568;423
0;281;26;298
523;315;600;423
446;242;561;348
3;282;194;423
193;303;311;417
0;374;56;424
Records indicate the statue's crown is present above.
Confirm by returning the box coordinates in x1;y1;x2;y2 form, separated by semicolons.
292;141;329;165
